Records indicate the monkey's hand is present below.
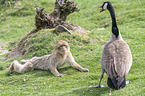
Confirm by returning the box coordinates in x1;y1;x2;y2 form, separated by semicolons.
82;68;89;72
56;74;64;77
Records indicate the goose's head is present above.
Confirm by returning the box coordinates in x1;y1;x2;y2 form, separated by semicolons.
99;1;111;12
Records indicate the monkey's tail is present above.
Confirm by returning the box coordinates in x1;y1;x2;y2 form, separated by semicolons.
107;76;126;90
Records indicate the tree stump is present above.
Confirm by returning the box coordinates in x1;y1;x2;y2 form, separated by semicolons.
35;0;79;29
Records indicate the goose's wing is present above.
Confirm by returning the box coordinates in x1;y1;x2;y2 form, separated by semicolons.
101;40;132;78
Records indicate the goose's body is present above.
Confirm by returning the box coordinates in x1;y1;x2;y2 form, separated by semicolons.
94;2;132;90
101;40;132;89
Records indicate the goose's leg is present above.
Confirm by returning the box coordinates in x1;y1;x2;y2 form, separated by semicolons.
89;71;105;88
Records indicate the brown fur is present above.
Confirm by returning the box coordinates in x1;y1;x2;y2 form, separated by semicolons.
8;40;89;77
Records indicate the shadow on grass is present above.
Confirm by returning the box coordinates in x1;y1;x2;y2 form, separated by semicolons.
61;86;112;96
6;66;78;77
4;66;75;85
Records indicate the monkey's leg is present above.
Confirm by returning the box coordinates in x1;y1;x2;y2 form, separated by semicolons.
8;60;23;75
49;65;64;77
8;60;34;75
19;60;34;73
21;60;29;64
70;63;89;72
8;60;16;75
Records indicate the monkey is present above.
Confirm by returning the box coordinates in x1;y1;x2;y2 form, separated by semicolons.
8;40;89;77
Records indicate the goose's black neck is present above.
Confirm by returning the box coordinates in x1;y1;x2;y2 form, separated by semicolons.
107;2;119;37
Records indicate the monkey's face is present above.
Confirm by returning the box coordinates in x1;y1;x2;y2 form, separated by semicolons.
58;44;68;54
57;40;70;55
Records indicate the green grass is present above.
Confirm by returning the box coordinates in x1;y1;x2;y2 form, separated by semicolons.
0;0;145;95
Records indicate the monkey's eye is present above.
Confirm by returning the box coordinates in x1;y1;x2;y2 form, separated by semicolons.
59;45;67;49
62;45;67;47
63;45;67;48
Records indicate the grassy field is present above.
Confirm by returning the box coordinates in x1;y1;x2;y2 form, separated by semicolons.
0;0;145;95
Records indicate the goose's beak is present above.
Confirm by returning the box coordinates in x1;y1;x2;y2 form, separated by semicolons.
98;6;104;12
98;6;102;8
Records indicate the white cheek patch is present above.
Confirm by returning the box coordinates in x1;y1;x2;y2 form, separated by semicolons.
103;3;108;9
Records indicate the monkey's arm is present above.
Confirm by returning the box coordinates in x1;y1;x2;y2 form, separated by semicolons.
67;52;89;72
48;62;64;77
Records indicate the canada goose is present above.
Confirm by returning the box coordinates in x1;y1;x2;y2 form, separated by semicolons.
94;2;132;90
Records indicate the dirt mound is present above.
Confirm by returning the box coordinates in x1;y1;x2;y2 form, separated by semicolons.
6;0;90;59
6;25;89;60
